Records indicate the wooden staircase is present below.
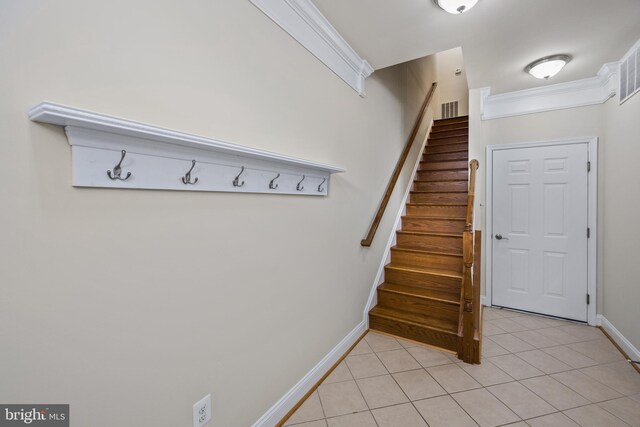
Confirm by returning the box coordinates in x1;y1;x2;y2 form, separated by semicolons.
368;115;481;362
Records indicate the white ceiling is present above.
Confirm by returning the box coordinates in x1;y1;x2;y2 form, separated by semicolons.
312;0;640;94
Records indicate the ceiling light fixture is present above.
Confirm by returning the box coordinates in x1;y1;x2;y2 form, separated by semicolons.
525;54;572;80
433;0;479;14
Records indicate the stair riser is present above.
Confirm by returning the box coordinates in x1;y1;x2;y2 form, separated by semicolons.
416;170;468;181
422;152;469;162
410;193;468;203
369;315;458;352
430;130;469;139
413;181;467;192
402;217;466;233
433;122;470;132
396;233;463;254
391;249;462;272
406;205;467;217
425;143;468;154
420;160;468;171
385;267;461;291
377;290;459;322
428;135;468;145
434;117;468;126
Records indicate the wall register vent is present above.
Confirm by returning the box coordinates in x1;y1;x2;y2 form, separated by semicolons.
441;101;459;119
620;41;640;104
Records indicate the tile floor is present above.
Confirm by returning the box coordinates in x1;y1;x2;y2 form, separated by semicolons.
283;307;640;427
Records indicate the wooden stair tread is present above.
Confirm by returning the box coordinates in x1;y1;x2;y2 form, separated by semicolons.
397;230;463;238
369;306;458;333
392;247;463;258
402;215;465;221
385;263;462;279
378;283;460;305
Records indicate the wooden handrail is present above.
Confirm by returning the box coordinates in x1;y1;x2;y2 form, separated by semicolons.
360;82;438;247
459;159;480;363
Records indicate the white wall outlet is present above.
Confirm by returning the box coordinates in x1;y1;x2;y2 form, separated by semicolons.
193;394;212;427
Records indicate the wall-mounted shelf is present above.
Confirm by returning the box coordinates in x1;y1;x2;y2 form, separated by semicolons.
28;102;345;195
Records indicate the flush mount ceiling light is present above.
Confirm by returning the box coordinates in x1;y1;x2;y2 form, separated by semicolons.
433;0;479;14
525;54;572;80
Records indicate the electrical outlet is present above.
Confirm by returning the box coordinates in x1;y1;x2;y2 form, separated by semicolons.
193;394;212;427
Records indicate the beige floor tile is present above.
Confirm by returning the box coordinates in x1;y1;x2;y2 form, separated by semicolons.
317;380;368;418
511;315;554;330
376;348;421;373
484;308;506;320
284;391;325;425
630;393;640;402
520;375;590;410
371;403;428;427
488;354;545;380
515;350;572;374
483;321;507;336
537;327;583;345
536;316;575;327
512;330;561;349
488;334;536;353
526;413;580;427
482;338;511;357
599;397;640;426
288;420;328;427
406;345;453;368
427;363;482;393
397;338;421;349
323;361;353;384
496;309;525;318
542;346;599;369
581;361;640;395
452;388;520;427
563;404;630;427
459;359;514;386
392;369;446;401
567;340;626;364
364;332;403;352
503;423;528;427
487;381;555;419
489;318;530;333
356;374;408;409
556;325;605;343
326;411;376;427
552;370;622;402
345;353;388;379
350;339;374;356
414;395;477;427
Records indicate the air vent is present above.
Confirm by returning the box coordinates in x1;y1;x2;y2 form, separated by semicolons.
620;42;640;104
441;101;459;119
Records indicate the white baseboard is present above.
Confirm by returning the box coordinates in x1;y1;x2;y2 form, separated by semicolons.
252;320;367;427
364;120;434;318
597;315;640;362
480;295;489;307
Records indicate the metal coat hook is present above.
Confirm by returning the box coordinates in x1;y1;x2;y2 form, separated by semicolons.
107;150;132;181
318;178;327;192
181;160;199;185
296;175;306;191
233;166;246;187
269;173;280;189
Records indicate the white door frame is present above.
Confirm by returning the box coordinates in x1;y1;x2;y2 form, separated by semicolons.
485;137;598;325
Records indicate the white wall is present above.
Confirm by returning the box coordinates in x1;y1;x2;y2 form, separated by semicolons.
470;85;640;350
0;1;437;426
435;47;469;117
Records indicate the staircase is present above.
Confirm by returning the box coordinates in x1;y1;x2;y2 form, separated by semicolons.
369;115;471;355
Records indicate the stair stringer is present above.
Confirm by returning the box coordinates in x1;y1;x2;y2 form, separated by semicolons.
364;119;434;324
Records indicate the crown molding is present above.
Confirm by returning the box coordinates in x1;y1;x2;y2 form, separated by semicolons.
249;0;373;96
481;62;619;120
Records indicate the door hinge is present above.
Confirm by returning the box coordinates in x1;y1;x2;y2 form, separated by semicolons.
587;161;591;172
587;294;590;305
587;228;591;238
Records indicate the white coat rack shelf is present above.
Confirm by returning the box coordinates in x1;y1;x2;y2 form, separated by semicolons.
28;102;345;196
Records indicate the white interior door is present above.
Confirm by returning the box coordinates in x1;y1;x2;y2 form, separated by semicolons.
492;143;589;321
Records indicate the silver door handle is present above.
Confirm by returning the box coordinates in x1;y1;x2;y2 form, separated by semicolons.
495;234;509;240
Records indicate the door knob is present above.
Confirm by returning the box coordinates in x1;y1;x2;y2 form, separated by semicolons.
495;234;509;240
